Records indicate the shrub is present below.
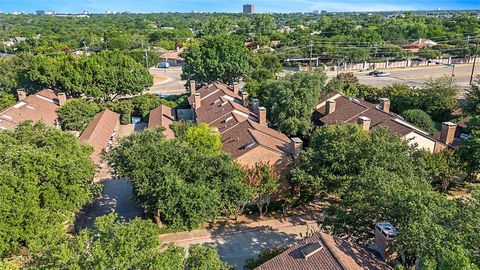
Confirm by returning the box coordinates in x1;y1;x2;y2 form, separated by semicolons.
401;109;436;134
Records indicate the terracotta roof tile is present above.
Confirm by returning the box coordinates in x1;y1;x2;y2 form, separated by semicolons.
148;105;175;139
192;82;293;163
255;232;391;270
79;109;120;165
0;89;59;130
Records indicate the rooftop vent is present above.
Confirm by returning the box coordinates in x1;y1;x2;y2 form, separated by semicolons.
301;241;323;259
244;141;256;150
224;116;234;123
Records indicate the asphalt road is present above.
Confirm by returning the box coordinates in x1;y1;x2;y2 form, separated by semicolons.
149;67;187;95
327;63;478;92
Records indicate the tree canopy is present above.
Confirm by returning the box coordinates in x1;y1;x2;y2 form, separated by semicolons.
108;126;250;229
289;123;479;267
34;214;229;270
23;50;153;102
0;122;96;258
182;35;252;85
256;70;327;137
58;98;102;131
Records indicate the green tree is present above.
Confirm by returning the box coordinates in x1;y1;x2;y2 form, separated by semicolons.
418;47;443;60
258;71;327;136
181;123;223;155
108;127;247;229
401;109;436;134
417;77;458;121
186;245;232;270
24;51;153;102
36;214;186;270
0;92;16;110
200;16;235;36
245;162;279;217
464;76;480;115
253;14;275;36
182;35;252;85
58;99;101;131
459;130;480;181
416;149;463;192
0;122;96;258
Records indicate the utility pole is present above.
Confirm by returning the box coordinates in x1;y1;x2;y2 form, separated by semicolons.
470;40;479;85
308;40;313;71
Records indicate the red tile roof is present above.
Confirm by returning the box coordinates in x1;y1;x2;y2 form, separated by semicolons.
255;232;391;270
316;93;433;138
191;82;293;163
220;120;292;159
188;82;243;106
0;89;59;130
148;105;175;139
79;109;120;165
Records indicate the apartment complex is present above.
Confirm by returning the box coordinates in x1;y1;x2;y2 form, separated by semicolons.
314;92;458;153
189;81;299;168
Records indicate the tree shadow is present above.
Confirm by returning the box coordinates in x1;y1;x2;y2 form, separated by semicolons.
201;224;307;270
74;178;143;232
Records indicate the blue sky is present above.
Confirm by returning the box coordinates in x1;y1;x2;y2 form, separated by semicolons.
0;0;478;13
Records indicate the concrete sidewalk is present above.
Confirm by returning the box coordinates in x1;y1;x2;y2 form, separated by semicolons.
160;217;317;244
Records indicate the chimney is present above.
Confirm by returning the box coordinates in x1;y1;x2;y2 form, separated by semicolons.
258;107;267;125
17;89;27;101
57;92;67;106
440;122;457;145
326;100;336;115
194;93;201;109
374;222;397;262
232;83;240;95
357;116;371;131
189;80;196;95
291;137;303;159
241;91;249;106
379;98;390;113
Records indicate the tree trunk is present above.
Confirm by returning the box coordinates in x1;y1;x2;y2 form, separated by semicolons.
264;202;270;216
257;203;264;217
154;211;163;228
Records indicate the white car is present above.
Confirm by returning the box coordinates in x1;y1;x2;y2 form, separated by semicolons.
374;72;390;77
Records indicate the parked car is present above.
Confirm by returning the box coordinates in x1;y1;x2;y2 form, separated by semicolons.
368;70;381;76
158;62;169;68
374;71;391;77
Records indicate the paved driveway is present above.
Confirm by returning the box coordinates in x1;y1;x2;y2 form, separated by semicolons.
75;178;143;231
163;218;318;269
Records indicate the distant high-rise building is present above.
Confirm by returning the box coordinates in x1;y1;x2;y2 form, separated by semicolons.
36;10;45;15
243;4;254;14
